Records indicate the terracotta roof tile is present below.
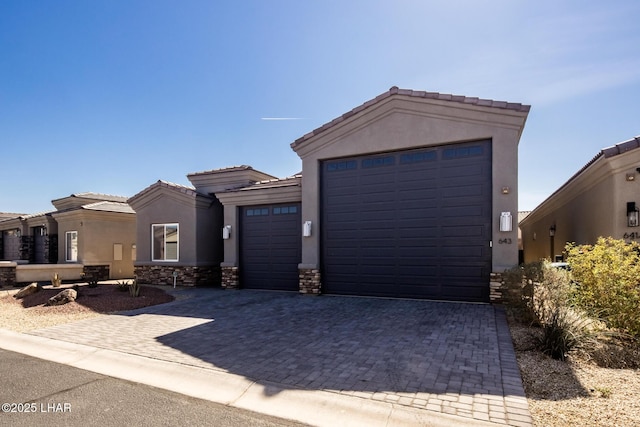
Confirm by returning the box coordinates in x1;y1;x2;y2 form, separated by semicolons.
291;86;530;149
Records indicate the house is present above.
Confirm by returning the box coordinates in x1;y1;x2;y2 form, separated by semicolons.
216;87;530;302
0;192;136;285
128;167;277;286
520;136;640;263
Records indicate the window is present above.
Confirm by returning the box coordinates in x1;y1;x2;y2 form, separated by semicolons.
273;206;298;215
66;231;78;262
246;208;269;216
152;224;179;261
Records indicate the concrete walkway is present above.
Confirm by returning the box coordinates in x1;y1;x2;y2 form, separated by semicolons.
1;288;532;426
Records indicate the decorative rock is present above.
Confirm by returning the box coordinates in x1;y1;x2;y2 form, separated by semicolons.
46;289;77;306
13;282;40;299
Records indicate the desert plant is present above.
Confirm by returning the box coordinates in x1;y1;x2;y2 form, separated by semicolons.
129;278;140;297
116;281;129;292
566;237;640;338
537;305;601;361
51;273;62;288
508;261;604;360
502;261;545;324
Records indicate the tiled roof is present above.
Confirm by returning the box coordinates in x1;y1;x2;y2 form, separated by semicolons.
128;180;201;202
18;211;54;220
523;135;640;218
518;211;532;222
71;192;129;202
81;201;135;214
291;86;531;148
188;165;254;177
223;174;302;192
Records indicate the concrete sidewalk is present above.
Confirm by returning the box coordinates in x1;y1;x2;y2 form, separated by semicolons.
1;288;532;426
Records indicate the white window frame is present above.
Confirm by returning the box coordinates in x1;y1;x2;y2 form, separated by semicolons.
65;231;78;262
151;223;179;262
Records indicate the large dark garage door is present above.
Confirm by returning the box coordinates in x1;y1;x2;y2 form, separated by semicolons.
240;203;301;291
321;140;492;302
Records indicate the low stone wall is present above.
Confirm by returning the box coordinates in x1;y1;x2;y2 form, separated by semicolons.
15;263;84;283
83;265;110;281
221;265;239;289
490;272;506;304
299;267;321;295
0;263;16;287
135;264;220;287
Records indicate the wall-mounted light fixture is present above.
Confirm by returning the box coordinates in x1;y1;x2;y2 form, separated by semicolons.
549;225;556;237
15;228;21;238
627;173;636;182
501;186;510;194
303;221;312;237
627;202;639;227
499;212;512;232
41;225;48;236
222;225;232;239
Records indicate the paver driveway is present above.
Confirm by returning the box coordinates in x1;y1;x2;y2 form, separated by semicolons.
29;288;531;426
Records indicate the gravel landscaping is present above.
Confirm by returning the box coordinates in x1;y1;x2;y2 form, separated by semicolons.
1;283;638;426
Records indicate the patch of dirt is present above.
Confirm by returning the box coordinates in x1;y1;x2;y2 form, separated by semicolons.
508;320;640;427
0;284;174;332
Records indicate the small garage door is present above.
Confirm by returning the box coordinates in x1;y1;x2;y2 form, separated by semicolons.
240;203;301;291
321;140;492;302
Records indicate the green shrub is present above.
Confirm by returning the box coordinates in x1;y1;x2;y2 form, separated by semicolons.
505;261;602;360
566;237;640;338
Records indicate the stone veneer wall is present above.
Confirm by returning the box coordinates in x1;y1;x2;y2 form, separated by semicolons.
299;268;321;295
135;265;220;287
490;272;506;304
0;265;16;287
221;265;239;289
83;265;110;281
20;236;33;262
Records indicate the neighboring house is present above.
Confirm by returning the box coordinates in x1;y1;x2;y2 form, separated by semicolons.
0;192;136;283
129;167;277;286
518;211;531;264
0;212;55;263
520;136;640;263
216;87;530;303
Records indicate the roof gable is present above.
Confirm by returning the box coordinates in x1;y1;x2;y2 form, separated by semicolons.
128;180;212;211
291;86;530;153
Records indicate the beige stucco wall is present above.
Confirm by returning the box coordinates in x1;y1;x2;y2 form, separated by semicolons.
217;181;302;267
52;210;136;279
129;186;222;268
292;95;528;273
521;148;640;263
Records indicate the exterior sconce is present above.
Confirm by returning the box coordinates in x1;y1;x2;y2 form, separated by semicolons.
501;186;510;194
222;225;232;239
549;225;556;237
303;221;312;237
15;228;21;238
626;173;635;182
499;212;512;232
627;202;639;227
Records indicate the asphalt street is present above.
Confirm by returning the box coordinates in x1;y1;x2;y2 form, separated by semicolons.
0;348;307;427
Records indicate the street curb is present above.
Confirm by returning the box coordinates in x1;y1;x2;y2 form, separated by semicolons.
0;328;498;427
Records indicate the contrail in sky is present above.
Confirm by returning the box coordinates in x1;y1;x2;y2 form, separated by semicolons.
260;117;305;120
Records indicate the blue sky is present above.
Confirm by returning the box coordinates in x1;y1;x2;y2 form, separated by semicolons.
1;0;639;213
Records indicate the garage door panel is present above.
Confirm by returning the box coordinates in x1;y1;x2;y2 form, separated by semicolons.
240;203;301;291
322;140;491;302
